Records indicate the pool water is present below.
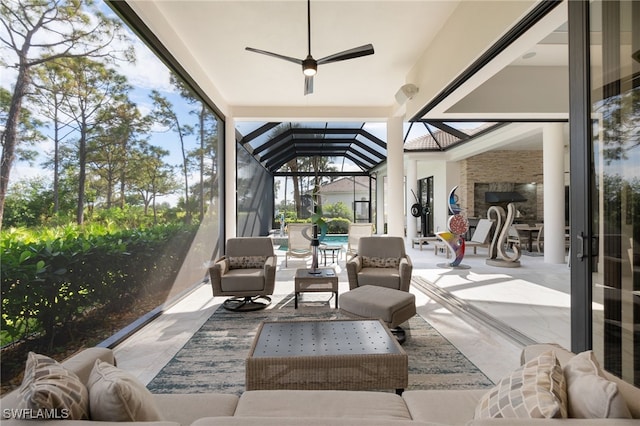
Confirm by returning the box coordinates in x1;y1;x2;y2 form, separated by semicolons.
277;234;347;250
319;235;347;244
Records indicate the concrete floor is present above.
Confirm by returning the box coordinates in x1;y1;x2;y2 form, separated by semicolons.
113;238;571;387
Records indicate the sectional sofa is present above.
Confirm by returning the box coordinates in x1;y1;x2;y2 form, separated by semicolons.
1;344;639;426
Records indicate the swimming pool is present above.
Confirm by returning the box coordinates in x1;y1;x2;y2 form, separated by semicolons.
277;234;347;250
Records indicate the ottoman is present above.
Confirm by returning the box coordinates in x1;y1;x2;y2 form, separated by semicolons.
339;285;416;343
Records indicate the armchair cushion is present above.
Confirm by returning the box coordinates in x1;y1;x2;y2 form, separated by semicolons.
228;256;267;269
356;268;402;288
362;256;400;268
221;269;268;292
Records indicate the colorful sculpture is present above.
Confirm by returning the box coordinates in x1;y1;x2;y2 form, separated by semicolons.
436;186;469;267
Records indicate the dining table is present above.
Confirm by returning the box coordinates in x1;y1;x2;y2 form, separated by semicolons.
515;225;542;252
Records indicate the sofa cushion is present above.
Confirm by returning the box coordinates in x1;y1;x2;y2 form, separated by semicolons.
193;417;449;426
152;394;239;425
403;389;487;425
16;352;89;420
474;350;567;419
87;360;162;421
235;390;411;420
564;350;631;418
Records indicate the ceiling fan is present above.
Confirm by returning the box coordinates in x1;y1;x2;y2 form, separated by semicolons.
245;0;374;95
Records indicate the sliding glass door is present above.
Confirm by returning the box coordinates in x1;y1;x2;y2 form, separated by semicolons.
589;0;639;386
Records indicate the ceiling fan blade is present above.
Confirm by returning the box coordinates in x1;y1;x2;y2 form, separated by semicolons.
245;47;302;65
304;75;314;95
317;44;374;65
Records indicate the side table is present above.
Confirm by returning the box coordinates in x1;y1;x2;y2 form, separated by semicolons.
319;244;342;265
294;268;338;309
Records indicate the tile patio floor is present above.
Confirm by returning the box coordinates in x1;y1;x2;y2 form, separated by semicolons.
112;238;571;386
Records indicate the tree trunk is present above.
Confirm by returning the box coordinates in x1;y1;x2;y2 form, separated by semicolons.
0;66;30;230
199;105;205;220
76;127;87;225
53;106;60;213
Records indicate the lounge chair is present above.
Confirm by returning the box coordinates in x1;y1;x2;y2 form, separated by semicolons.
346;222;374;260
285;223;312;267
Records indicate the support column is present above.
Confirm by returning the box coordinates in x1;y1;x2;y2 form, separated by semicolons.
376;173;385;235
387;116;404;237
406;159;418;239
543;122;566;264
225;117;237;240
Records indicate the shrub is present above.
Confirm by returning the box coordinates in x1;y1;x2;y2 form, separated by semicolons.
326;218;350;234
1;223;196;347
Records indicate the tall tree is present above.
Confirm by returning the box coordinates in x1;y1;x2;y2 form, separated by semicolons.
0;0;131;230
286;159;302;218
169;74;219;220
129;142;178;222
150;90;194;224
30;60;75;213
59;57;130;224
90;98;147;208
0;87;43;169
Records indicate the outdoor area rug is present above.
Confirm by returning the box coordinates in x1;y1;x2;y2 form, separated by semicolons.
146;294;494;395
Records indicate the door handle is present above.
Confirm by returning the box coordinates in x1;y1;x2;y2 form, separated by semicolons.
577;233;585;260
576;232;598;260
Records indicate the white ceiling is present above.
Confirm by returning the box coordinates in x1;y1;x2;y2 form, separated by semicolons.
127;1;461;111
124;0;569;149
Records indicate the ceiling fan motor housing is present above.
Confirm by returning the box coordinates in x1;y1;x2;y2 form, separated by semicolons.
302;56;317;76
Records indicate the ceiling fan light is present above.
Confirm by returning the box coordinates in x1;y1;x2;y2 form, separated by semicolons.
302;57;317;76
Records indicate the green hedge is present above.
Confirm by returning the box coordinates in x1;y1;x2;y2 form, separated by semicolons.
286;217;351;234
1;223;196;347
326;218;350;234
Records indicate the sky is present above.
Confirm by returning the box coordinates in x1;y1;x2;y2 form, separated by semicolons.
0;2;201;206
0;1;344;206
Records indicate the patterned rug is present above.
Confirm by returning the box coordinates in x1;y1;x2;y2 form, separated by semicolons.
146;294;494;395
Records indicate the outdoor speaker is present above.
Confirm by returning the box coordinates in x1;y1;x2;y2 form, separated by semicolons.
395;84;419;105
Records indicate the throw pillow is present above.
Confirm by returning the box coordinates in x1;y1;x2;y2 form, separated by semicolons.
563;350;631;418
361;256;400;268
17;352;89;420
474;350;568;419
87;360;163;422
228;255;267;269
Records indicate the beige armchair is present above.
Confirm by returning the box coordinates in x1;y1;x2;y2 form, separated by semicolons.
346;236;412;291
209;237;277;311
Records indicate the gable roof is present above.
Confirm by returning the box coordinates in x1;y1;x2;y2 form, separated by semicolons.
318;176;370;194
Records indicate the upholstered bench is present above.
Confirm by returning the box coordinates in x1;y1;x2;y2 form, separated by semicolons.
339;285;416;343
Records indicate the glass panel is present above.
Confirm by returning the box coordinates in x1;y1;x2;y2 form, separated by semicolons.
419;177;435;237
590;0;639;386
0;0;223;375
443;122;498;136
236;121;267;136
362;122;387;140
404;122;429;144
237;143;273;236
